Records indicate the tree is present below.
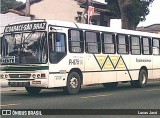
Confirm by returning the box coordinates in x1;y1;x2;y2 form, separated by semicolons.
106;0;154;30
1;0;23;13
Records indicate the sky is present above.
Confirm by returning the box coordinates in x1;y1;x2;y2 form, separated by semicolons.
138;0;160;27
16;0;160;27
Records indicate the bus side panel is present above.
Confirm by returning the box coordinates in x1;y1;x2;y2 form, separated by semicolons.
129;55;153;80
83;54;100;85
128;70;139;81
49;64;68;88
129;55;140;81
99;71;116;83
98;54;117;83
67;53;85;82
141;55;152;79
48;55;69;88
49;53;85;88
116;55;131;82
152;55;160;79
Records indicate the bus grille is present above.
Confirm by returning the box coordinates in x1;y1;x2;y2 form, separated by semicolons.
8;82;30;87
9;74;31;78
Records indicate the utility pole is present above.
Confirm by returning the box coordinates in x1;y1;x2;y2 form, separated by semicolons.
87;0;90;24
87;0;95;24
26;0;30;16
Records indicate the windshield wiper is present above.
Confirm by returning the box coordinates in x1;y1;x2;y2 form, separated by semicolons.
22;30;35;44
22;33;33;44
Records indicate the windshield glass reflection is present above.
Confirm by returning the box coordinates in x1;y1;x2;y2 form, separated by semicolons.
1;32;48;65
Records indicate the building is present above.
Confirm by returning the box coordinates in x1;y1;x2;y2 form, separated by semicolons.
0;9;32;33
136;24;160;34
13;0;113;26
1;0;117;35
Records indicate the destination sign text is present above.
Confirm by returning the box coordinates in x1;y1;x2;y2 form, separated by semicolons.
4;22;46;33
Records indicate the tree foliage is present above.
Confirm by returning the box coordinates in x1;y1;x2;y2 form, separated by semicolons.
106;0;154;30
1;0;23;13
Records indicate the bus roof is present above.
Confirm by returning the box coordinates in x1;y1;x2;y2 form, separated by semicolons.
47;20;160;38
5;19;160;38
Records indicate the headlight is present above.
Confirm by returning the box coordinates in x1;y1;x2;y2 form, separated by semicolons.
1;74;4;79
5;74;8;78
32;74;36;78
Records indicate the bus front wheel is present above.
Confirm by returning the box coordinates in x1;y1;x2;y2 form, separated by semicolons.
25;87;41;94
63;72;81;95
130;69;148;88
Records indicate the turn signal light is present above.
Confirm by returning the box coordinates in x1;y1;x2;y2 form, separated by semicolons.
41;73;46;78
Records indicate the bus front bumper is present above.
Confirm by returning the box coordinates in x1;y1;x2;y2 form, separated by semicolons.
7;79;48;88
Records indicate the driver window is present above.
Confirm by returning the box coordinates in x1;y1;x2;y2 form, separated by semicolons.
48;32;67;64
56;33;66;52
48;33;66;52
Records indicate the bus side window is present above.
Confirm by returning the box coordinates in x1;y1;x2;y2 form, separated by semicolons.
102;33;115;54
153;38;160;55
117;34;129;54
68;29;84;53
85;31;100;53
130;35;141;55
142;37;152;55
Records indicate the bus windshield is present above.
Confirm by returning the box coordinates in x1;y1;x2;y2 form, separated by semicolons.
1;31;48;65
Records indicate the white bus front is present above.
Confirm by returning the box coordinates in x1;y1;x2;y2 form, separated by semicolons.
0;22;49;94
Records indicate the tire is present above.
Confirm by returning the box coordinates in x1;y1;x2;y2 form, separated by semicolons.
130;69;148;88
25;87;41;94
103;82;118;89
63;72;81;95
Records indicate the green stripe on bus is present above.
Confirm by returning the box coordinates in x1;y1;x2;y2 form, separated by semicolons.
1;66;49;71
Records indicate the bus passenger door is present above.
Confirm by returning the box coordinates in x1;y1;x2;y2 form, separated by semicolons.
48;28;68;88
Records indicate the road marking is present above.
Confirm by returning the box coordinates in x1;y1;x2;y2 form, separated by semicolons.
81;94;113;99
146;89;160;92
0;104;19;107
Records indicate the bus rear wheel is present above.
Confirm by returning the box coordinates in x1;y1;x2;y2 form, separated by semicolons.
63;72;81;95
25;87;41;94
130;69;148;88
103;82;118;89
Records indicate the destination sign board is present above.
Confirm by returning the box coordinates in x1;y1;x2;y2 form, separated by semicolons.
4;22;46;33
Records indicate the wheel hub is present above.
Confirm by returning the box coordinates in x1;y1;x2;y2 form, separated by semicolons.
141;75;146;84
70;77;78;89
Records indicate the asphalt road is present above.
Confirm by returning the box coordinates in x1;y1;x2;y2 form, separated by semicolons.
1;81;160;117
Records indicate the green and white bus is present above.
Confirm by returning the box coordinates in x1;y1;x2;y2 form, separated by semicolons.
0;20;160;94
0;33;2;58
